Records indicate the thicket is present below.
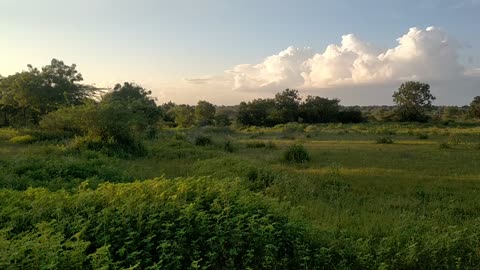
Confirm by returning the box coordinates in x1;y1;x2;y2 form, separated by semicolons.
0;178;320;269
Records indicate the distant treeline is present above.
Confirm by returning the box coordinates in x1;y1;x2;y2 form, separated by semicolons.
1;59;480;130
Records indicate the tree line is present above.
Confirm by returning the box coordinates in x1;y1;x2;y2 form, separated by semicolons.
1;59;480;131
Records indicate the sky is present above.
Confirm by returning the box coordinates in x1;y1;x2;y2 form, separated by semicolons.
1;0;479;105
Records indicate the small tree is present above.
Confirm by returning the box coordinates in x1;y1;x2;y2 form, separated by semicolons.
194;100;216;126
393;81;435;122
273;89;301;123
470;96;480;119
172;105;195;127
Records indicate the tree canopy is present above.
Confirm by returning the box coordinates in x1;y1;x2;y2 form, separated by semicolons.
393;81;436;122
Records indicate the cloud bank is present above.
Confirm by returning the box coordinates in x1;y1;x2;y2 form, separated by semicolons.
188;26;475;93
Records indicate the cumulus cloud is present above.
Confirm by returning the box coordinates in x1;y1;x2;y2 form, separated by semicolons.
190;26;470;92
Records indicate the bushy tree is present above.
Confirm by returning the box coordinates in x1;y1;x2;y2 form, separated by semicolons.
393;81;435;122
470;96;480;119
101;82;160;130
237;98;276;126
273;89;301;123
171;104;195;127
300;96;340;123
0;59;97;126
194;100;216;126
40;102;147;156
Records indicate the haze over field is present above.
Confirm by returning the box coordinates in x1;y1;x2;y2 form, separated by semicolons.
1;0;479;104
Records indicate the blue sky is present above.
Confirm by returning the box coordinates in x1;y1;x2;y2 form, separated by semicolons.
1;0;479;105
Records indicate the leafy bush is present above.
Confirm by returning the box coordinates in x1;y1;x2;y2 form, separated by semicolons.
265;141;277;149
283;144;310;163
246;141;267;148
40;102;148;156
439;142;451;149
0;154;132;190
448;134;462;145
70;134;146;157
223;140;235;153
0;178;319;269
194;135;212;146
9;135;36;144
375;136;394;144
417;133;429;139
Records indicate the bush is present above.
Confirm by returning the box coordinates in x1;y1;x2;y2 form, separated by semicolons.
417;133;429;140
223;140;235;153
40;102;148;156
71;134;147;157
194;135;212;146
375;136;394;144
283;144;310;163
0;178;319;269
265;141;277;149
439;142;450;149
9;135;36;144
246;141;267;148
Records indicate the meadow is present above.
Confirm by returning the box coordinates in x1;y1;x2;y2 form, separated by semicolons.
1;122;480;269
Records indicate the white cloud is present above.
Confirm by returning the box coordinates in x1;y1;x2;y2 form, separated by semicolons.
188;26;469;92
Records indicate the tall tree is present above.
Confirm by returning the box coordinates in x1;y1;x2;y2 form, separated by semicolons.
101;82;160;129
273;89;301;123
470;96;480;119
194;100;216;126
0;59;97;126
393;81;435;122
300;96;340;123
237;99;276;126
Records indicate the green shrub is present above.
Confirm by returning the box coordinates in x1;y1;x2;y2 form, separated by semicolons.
439;142;451;149
9;135;36;144
40;102;148;156
71;134;146;157
0;155;132;191
223;140;235;153
417;133;429;139
283;144;310;163
265;141;277;149
246;141;267;148
0;128;21;140
0;178;319;269
194;135;212;146
173;132;186;140
448;134;462;145
375;136;394;144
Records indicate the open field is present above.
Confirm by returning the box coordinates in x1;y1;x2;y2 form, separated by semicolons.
1;123;480;268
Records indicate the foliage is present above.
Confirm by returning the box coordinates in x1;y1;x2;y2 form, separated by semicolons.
171;104;195;127
194;135;212;146
223;140;235;152
393;81;436;122
470;96;480;118
194;100;216;126
375;136;394;144
237;98;277;127
273;89;301;123
0;59;97;126
40;102;147;156
0;178;319;269
300;96;340;123
283;144;311;163
9;134;36;144
337;109;364;123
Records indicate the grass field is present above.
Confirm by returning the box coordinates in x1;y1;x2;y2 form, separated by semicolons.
1;123;480;268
